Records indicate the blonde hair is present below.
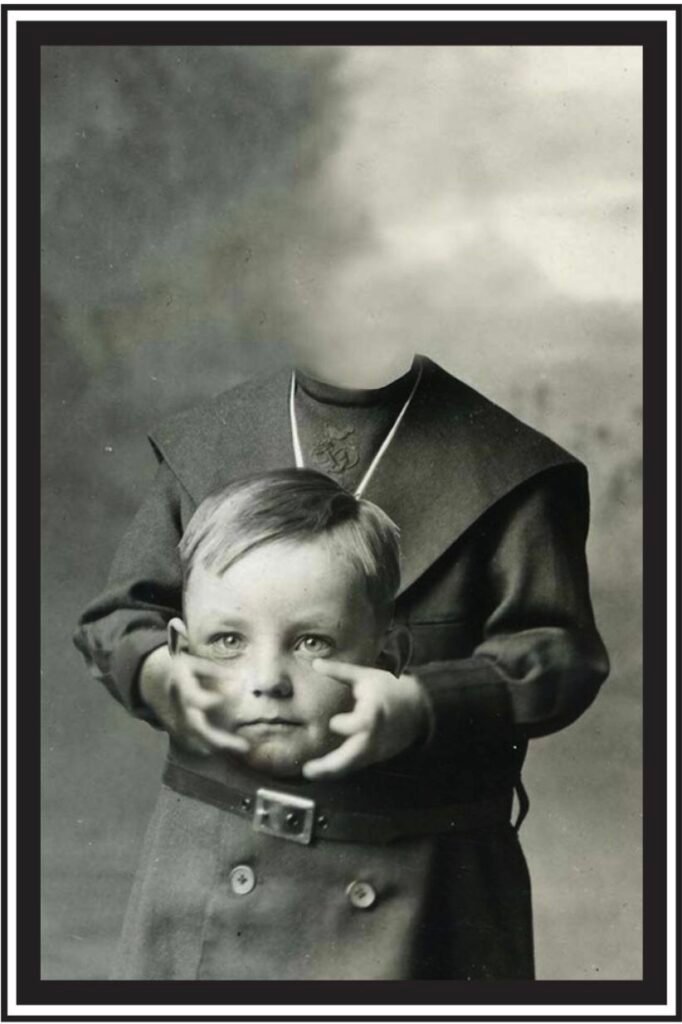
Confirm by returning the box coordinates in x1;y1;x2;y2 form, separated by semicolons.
179;469;401;612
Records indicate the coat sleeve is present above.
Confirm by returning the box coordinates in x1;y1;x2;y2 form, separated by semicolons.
73;456;195;722
415;465;610;746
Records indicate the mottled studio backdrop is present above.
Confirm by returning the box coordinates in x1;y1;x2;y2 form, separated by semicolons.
41;46;642;980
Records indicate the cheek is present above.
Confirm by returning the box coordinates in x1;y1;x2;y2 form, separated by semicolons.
189;650;247;692
336;619;384;666
200;668;250;731
205;701;239;734
306;684;354;725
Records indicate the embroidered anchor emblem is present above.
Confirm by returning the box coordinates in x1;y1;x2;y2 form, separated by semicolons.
312;425;360;475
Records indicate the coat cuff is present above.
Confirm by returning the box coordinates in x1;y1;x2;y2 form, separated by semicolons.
414;658;514;752
109;627;169;726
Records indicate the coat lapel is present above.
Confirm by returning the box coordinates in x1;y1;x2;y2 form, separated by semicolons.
210;368;294;484
362;357;577;595
150;367;294;502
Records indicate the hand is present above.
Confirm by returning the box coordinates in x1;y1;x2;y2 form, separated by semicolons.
139;645;250;757
301;659;431;780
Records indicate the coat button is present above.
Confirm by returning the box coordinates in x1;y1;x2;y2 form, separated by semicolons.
346;880;377;909
230;865;256;896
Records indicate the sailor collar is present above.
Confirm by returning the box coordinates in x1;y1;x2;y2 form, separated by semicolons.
149;356;579;597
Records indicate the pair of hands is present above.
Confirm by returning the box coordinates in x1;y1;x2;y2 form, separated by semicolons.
139;647;431;780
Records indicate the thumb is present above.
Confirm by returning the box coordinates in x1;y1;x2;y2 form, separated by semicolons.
311;658;359;688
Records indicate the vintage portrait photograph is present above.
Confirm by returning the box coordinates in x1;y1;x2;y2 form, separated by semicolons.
12;6;670;1015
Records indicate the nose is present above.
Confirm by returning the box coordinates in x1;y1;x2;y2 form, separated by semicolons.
251;676;293;699
249;648;293;699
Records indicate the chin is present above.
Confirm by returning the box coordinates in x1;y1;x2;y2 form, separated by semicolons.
242;736;340;780
242;745;307;780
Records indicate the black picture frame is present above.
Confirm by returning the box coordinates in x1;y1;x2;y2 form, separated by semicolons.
5;5;675;1019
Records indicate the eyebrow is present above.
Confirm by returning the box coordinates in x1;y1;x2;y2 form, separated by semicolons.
286;614;343;632
198;612;251;629
194;611;343;631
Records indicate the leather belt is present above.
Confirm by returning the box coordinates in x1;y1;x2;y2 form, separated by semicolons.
163;761;515;846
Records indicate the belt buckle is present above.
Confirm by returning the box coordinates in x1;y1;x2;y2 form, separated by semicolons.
253;787;316;845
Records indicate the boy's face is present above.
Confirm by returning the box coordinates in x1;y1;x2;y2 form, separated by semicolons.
174;536;393;778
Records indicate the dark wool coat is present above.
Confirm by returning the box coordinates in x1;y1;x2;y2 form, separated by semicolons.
75;356;609;981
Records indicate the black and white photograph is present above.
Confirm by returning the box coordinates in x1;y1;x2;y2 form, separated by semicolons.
6;5;674;1015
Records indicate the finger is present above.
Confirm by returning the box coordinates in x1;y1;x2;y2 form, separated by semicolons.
174;664;226;711
185;707;251;754
328;709;374;736
310;658;360;687
168;680;183;720
187;711;251;754
181;735;212;757
302;731;370;780
165;687;208;749
181;653;236;685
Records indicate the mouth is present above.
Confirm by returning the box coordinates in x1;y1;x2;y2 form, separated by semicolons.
236;717;303;731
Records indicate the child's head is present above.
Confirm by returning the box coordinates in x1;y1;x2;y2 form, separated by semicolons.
169;469;409;778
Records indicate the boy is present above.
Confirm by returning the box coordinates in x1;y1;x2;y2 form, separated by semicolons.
115;468;440;979
76;352;609;979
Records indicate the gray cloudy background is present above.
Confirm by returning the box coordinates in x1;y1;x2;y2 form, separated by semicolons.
41;46;642;980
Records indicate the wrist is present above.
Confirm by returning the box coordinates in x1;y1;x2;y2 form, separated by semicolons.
402;672;434;746
138;644;172;713
405;671;432;745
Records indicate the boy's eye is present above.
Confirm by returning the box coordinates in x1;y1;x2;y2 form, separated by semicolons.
295;635;334;657
209;632;245;656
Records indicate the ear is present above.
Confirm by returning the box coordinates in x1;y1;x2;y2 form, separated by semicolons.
376;624;413;678
167;617;189;657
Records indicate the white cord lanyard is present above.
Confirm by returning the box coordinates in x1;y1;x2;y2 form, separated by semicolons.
289;362;423;498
